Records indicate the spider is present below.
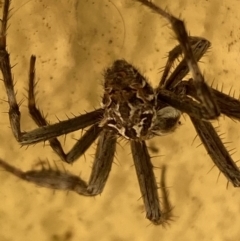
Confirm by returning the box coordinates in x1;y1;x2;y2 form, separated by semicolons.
1;0;240;225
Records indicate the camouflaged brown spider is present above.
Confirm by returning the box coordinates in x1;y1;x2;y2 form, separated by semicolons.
1;0;240;225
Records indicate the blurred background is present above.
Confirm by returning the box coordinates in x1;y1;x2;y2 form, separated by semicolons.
0;0;240;240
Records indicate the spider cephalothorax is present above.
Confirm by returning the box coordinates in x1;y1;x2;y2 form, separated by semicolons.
101;59;181;140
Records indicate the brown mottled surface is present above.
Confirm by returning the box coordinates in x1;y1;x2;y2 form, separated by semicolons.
1;1;240;240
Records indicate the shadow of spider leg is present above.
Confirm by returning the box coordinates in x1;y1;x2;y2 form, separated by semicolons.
131;141;173;225
0;129;116;196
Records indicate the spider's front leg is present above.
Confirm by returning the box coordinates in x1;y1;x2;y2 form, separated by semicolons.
137;1;240;186
137;0;219;120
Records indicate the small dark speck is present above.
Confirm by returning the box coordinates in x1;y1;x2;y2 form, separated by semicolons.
223;69;229;74
51;230;73;241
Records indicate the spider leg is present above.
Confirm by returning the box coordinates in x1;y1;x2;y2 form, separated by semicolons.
20;109;103;144
211;88;240;120
87;129;116;195
0;129;116;195
160;37;211;89
159;43;183;88
136;0;219;119
130;140;172;225
169;80;240;186
183;79;240;121
190;117;240;187
157;88;211;120
64;124;102;163
0;0;103;145
28;55;67;161
28;56;102;163
162;79;240;121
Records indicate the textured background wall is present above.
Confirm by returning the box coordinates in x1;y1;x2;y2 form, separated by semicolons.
1;0;240;240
